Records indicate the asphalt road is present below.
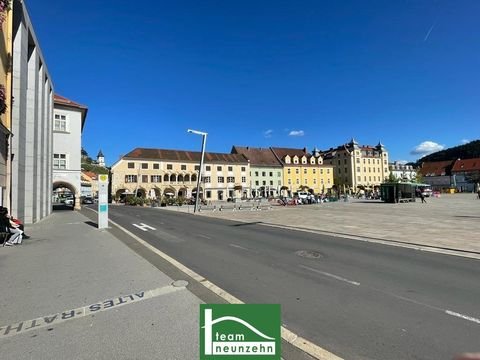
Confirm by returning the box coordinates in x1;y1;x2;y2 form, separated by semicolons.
105;205;480;360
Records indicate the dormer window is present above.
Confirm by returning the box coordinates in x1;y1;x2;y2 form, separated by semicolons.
310;158;315;164
293;156;299;164
284;156;291;164
301;156;307;164
317;158;323;165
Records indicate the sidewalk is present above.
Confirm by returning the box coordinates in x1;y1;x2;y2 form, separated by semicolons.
0;210;201;360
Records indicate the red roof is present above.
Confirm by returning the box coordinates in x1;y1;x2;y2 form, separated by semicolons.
54;94;88;110
419;160;455;176
231;146;282;167
123;148;249;164
82;171;98;180
452;158;480;173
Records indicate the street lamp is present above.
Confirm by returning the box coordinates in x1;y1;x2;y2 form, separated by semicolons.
187;129;208;213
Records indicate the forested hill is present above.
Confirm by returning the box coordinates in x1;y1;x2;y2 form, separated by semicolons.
417;140;480;164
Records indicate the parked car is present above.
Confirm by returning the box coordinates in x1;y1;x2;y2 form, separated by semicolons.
65;197;74;205
82;197;94;204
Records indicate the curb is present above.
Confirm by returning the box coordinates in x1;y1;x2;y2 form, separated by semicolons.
85;207;343;360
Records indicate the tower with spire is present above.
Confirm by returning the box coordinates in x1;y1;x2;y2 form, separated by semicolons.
97;150;105;167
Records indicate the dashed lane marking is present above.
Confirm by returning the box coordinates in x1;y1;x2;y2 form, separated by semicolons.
299;265;361;286
0;285;185;339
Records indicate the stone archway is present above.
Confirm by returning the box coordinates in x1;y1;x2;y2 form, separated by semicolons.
53;181;79;210
164;187;176;197
178;187;188;198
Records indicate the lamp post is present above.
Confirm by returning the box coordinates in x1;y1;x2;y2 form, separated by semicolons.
187;129;207;213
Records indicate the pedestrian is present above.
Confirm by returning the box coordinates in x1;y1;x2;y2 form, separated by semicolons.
0;207;24;246
420;192;426;203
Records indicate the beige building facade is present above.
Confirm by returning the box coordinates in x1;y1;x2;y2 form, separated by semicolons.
323;139;389;192
111;148;250;202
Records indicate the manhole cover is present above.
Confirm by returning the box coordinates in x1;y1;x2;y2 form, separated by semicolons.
295;250;324;259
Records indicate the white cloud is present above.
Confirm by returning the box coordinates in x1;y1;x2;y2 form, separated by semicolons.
410;141;445;156
263;129;273;138
288;130;305;137
461;139;470;145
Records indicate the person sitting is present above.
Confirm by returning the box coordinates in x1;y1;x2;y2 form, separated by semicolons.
0;207;24;246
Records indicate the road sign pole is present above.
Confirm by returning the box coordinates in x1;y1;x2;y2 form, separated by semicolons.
98;174;109;229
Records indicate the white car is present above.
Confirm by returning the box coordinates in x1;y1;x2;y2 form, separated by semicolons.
64;197;74;205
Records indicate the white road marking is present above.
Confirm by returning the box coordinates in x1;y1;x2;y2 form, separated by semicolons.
445;310;480;325
198;234;211;239
132;223;157;231
86;207;343;360
229;244;251;251
0;285;185;339
299;265;360;286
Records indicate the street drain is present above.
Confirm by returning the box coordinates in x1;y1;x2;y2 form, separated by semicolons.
295;250;324;259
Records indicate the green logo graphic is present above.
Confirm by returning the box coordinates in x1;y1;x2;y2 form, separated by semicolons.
200;304;281;359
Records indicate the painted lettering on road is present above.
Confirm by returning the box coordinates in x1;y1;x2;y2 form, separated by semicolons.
0;285;184;339
133;223;157;232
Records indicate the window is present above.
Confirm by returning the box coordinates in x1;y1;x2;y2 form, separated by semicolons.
287;169;291;174
262;181;266;186
278;172;281;177
181;165;187;170
194;165;200;171
228;166;233;172
304;169;307;174
364;176;367;181
151;175;161;183
363;159;366;164
203;176;211;183
364;167;366;172
288;179;292;185
378;168;381;173
373;167;376;173
217;166;222;171
163;174;169;182
338;160;341;165
320;169;323;174
327;169;330;174
338;168;342;174
218;176;224;183
142;175;148;183
356;158;360;163
313;169;316;174
255;181;259;186
128;162;134;169
368;159;371;164
296;169;299;174
53;153;67;169
206;190;212;199
241;176;246;183
269;172;273;177
125;175;137;183
278;180;281;185
328;179;331;184
270;180;273;185
304;179;308;184
357;176;361;181
262;171;266;176
255;171;259;176
153;163;159;170
227;176;235;183
142;163;148;169
369;176;372;181
296;179;299;184
357;167;361;172
345;167;348;173
384;160;387;165
206;166;211;171
217;190;224;200
167;164;173;170
344;159;347;164
241;167;246;172
368;167;371;172
54;114;67;132
313;179;317;184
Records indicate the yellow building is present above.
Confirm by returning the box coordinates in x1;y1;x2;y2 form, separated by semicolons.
323;139;389;193
270;147;334;195
111;148;250;202
0;0;13;207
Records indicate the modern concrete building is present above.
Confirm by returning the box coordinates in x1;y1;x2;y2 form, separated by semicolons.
231;146;283;198
270;147;334;196
11;0;54;223
111;148;250;202
323;139;390;193
389;161;417;182
52;94;88;209
0;0;13;207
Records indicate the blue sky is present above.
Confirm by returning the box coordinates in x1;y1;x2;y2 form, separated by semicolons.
26;0;479;165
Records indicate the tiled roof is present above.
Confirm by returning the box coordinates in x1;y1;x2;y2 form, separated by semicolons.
418;160;455;176
270;147;309;160
231;146;282;167
81;171;98;181
54;94;88;110
452;158;480;172
123;148;249;164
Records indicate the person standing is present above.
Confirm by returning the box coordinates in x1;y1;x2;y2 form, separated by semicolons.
420;191;427;203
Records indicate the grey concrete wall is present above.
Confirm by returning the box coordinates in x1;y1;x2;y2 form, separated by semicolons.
11;0;53;223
